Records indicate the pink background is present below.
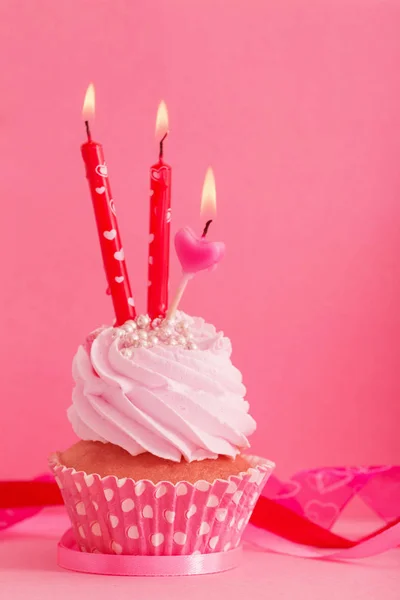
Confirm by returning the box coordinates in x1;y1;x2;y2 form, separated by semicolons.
1;0;400;479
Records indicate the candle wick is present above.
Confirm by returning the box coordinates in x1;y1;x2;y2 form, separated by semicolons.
85;120;92;142
159;132;168;160
202;220;213;238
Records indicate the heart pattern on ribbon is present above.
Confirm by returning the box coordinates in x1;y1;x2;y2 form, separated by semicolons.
304;500;340;527
274;481;301;500
308;470;354;494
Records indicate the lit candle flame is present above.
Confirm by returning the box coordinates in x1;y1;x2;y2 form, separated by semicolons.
155;100;169;139
200;167;217;220
82;83;95;119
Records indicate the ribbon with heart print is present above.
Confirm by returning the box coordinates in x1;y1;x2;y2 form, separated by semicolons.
245;465;400;558
1;466;400;560
265;466;399;529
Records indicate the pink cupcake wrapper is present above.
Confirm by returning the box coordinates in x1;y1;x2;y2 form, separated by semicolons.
49;454;275;556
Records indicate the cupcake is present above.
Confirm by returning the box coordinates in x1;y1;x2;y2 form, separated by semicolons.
50;312;274;556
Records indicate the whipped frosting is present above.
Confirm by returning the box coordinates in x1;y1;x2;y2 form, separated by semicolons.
68;313;256;462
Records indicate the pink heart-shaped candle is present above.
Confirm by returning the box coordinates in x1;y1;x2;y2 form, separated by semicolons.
175;227;225;274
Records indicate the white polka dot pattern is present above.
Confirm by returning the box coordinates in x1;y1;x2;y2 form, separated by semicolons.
215;508;227;522
50;455;275;556
226;481;237;494
155;485;167;499
232;491;243;504
164;510;175;524
176;483;187;496
104;488;114;501
111;541;123;554
91;522;101;536
151;533;164;547
248;469;259;483
198;522;210;536
127;525;139;539
206;495;219;508
142;505;153;519
173;532;187;545
209;536;219;550
194;481;210;492
121;499;135;512
135;482;146;496
109;515;119;528
84;474;94;487
76;502;86;515
186;505;197;519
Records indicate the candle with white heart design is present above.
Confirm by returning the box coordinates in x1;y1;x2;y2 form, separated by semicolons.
147;100;172;320
166;168;225;319
81;83;136;324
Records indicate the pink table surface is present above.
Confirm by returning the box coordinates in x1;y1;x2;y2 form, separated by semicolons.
1;508;399;600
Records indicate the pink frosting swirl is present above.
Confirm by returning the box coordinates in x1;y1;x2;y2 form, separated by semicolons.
68;314;256;462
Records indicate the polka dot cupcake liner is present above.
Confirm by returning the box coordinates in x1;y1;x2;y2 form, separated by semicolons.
49;454;274;556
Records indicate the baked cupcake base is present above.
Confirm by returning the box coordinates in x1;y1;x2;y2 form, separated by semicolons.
59;440;252;483
50;453;274;556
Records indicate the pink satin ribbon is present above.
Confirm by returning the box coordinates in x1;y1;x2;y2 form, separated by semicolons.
58;529;242;576
265;466;400;529
244;523;400;560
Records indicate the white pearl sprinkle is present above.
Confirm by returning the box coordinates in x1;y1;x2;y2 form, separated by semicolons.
148;335;159;345
163;318;175;328
176;320;189;333
126;333;139;345
117;315;198;354
111;328;125;339
137;315;151;329
159;326;173;340
121;347;133;358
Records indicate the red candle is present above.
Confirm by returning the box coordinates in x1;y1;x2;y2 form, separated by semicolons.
147;101;172;320
81;84;136;325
